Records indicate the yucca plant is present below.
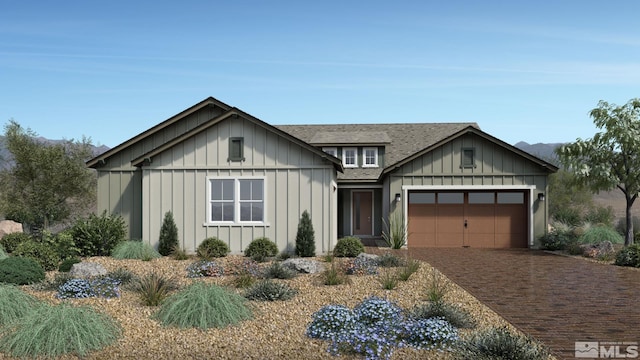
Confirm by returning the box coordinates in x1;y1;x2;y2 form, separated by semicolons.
382;212;408;249
153;282;252;329
111;240;161;261
130;272;178;306
0;303;121;358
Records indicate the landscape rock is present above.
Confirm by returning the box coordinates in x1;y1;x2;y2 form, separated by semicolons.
282;258;325;274
69;262;108;278
0;220;22;239
357;252;379;262
580;241;615;259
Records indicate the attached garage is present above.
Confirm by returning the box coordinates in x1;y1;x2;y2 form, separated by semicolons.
408;190;528;248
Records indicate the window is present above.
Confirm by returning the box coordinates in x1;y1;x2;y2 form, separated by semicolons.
461;148;475;168
209;178;265;223
343;147;357;167
322;147;337;157
363;147;378;167
229;137;244;161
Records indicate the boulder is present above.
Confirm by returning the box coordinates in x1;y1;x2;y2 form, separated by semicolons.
282;258;325;274
69;262;108;278
0;220;23;239
356;253;379;262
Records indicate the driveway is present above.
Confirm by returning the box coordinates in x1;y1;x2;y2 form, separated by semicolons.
377;248;640;360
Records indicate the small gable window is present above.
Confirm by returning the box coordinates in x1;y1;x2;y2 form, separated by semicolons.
229;137;244;162
363;147;378;167
461;148;476;168
343;147;358;168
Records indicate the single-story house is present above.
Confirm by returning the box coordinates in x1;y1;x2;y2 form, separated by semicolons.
87;97;557;254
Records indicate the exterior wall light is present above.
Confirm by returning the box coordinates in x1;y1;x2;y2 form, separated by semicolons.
395;193;401;203
538;193;545;201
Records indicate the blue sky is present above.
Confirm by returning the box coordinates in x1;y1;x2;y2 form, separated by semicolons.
1;1;639;148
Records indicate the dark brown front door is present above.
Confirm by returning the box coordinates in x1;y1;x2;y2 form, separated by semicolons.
353;191;372;236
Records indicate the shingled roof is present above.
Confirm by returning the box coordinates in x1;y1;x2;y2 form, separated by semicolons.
277;123;479;182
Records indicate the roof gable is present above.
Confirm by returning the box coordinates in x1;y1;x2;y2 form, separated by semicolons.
87;97;232;168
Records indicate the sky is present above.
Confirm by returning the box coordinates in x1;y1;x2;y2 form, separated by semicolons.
1;1;639;148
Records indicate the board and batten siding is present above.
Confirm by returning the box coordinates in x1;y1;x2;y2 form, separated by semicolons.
387;133;550;245
140;117;337;254
95;105;225;240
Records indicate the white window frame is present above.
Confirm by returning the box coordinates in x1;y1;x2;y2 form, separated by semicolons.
362;147;378;168
343;147;358;168
322;147;338;158
206;176;267;225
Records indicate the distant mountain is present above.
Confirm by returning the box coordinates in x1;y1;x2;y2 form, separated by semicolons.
0;135;109;170
514;141;564;163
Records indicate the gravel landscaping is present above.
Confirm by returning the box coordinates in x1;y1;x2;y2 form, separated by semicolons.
12;253;528;359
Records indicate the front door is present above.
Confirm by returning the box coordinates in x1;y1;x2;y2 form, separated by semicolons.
352;191;373;236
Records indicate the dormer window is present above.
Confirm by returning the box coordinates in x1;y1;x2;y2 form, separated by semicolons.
363;147;378;167
343;147;358;168
322;147;337;157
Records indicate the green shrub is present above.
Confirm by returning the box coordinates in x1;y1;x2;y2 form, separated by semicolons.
376;252;403;267
277;251;292;260
411;302;476;329
565;240;585;256
333;236;365;257
112;240;161;260
0;303;121;358
0;245;7;260
153;282;252;329
615;244;640;267
295;210;315;257
58;257;82;272
244;237;278;262
0;257;45;285
579;225;624;245
130;272;178;306
172;246;189;260
538;230;576;251
197;237;229;259
263;261;297;280
107;267;137;286
232;273;257;288
244;279;297;301
552;207;582;227
158;211;179;256
0;232;30;253
13;239;61;271
584;205;614;226
40;230;80;262
70;210;127;257
0;284;42;326
453;326;549;360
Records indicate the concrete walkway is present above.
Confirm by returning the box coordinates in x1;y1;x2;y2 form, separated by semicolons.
371;248;640;359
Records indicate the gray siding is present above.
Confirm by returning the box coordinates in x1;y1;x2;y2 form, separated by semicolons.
387;133;550;245
140;117;337;254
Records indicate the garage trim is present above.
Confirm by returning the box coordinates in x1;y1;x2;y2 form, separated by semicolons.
401;185;537;247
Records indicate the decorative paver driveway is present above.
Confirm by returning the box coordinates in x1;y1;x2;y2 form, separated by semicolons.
374;248;640;360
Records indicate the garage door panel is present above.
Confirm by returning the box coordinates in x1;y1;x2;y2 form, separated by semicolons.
408;190;529;249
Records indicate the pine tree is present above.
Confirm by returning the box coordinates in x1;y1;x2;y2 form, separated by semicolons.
295;210;315;257
158;211;179;256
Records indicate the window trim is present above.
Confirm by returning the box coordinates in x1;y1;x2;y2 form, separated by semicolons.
322;147;338;158
228;137;245;162
206;176;267;225
461;147;476;168
362;147;379;168
343;147;358;168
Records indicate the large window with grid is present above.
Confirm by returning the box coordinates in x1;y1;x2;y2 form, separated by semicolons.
209;178;265;223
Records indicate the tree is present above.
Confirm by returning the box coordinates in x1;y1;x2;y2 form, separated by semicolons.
556;98;640;246
158;211;179;256
0;120;96;232
295;210;315;257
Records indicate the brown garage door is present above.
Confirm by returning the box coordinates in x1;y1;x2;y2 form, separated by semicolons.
408;191;528;248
